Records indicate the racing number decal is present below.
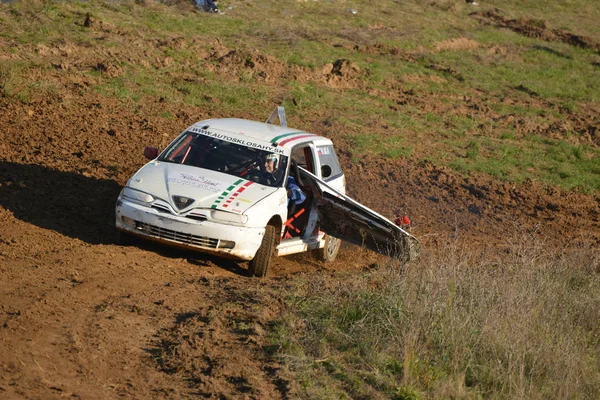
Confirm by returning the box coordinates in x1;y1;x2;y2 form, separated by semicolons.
211;179;254;209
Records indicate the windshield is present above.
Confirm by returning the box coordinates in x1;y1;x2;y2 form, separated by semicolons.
158;131;289;188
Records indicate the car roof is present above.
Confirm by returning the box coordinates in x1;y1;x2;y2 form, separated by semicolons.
190;118;333;150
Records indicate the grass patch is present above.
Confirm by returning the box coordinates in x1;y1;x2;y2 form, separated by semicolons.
0;0;598;192
447;135;600;191
269;238;600;399
350;133;412;160
0;62;23;98
0;60;58;102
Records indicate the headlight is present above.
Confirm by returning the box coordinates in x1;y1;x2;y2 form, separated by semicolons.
121;187;154;203
210;210;248;225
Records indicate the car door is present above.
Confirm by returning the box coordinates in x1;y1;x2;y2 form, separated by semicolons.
299;167;420;263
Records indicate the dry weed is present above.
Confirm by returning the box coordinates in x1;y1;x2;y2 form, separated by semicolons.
274;233;600;399
434;38;480;52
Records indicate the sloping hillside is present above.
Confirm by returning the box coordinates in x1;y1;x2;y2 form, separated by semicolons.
0;0;598;398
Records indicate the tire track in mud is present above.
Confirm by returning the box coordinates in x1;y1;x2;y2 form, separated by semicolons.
470;10;600;53
0;217;301;398
149;278;295;398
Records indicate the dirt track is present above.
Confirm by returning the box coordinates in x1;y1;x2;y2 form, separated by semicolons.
1;5;600;399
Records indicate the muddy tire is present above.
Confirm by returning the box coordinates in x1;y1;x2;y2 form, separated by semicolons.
316;234;341;262
249;225;277;277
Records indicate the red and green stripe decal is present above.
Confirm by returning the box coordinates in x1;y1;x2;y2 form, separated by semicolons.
270;132;316;147
211;179;254;209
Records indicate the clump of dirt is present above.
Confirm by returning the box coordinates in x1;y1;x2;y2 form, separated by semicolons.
486;44;508;55
207;49;289;83
206;47;365;88
321;58;362;88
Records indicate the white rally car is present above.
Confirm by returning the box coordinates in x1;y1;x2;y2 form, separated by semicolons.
115;107;419;276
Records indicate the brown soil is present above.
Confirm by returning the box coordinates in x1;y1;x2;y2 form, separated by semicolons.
1;7;599;400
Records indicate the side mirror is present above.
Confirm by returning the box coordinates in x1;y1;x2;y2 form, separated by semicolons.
321;164;332;178
144;146;159;160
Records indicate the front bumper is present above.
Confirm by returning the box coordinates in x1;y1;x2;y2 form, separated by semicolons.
115;198;264;260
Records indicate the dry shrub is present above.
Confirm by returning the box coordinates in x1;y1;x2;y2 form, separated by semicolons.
275;233;600;399
401;73;448;84
435;37;480;52
0;63;23;98
487;45;508;55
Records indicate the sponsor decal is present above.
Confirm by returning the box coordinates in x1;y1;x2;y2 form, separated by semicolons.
190;127;285;154
168;173;225;193
317;145;331;155
211;179;254;209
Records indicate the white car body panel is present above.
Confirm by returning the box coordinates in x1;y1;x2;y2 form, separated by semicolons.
127;161;281;218
116;160;289;260
115;199;265;260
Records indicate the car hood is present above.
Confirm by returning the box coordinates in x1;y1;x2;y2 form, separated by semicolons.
127;161;278;214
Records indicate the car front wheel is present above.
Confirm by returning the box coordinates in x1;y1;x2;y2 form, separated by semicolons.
316;234;341;262
249;224;277;277
116;229;137;246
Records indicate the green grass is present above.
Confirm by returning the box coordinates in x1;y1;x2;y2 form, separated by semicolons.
0;60;59;103
445;135;600;191
350;133;413;159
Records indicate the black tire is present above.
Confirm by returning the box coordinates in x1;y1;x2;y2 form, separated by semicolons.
316;234;341;262
249;225;277;277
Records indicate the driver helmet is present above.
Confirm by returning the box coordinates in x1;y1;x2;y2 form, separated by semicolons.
265;153;279;170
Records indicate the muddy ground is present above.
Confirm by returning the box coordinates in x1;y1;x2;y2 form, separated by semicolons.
1;5;599;400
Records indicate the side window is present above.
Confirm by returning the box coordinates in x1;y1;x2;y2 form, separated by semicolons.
316;145;342;181
291;146;315;173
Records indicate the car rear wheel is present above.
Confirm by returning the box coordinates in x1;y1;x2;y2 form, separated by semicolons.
249;224;277;277
316;234;341;262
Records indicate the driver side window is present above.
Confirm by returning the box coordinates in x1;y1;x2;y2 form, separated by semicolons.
291;146;315;174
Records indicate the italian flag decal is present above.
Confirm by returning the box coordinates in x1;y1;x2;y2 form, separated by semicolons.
211;179;254;209
270;132;317;147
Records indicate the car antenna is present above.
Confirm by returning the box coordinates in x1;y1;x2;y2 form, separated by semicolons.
266;106;287;128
